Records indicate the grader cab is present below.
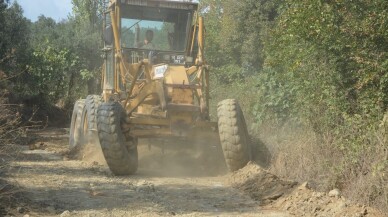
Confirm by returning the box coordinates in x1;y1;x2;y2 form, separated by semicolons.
69;0;252;175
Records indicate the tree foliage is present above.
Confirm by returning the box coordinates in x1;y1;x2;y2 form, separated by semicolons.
0;2;30;72
202;0;387;135
201;0;279;84
0;1;103;112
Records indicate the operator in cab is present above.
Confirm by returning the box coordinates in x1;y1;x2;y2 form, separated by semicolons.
137;30;156;50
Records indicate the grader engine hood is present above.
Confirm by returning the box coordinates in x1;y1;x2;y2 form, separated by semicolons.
163;66;192;105
149;63;191;101
147;63;196;136
151;64;193;105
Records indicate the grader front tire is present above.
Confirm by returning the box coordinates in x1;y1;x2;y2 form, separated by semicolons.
97;102;138;175
82;95;103;145
217;99;252;172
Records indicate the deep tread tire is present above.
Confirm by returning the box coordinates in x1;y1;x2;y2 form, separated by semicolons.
97;102;138;175
217;99;252;171
69;100;85;150
81;95;103;145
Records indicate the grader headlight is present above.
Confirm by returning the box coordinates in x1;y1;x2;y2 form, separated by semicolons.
153;64;168;79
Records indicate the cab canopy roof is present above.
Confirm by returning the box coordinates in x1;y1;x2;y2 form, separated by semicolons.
117;0;198;10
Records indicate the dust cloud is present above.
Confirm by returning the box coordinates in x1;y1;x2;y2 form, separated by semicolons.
68;135;107;166
137;136;228;177
73;132;228;177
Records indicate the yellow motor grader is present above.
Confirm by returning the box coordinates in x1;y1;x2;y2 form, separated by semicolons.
69;0;252;175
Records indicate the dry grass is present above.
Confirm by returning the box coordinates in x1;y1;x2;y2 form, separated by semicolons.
256;120;388;213
343;120;388;211
257;122;335;190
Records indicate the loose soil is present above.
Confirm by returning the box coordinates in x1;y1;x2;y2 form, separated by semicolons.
1;128;385;217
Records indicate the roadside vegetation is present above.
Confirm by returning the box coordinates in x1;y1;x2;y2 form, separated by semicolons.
0;0;387;212
203;0;387;211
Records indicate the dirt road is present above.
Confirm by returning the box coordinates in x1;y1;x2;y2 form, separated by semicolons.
4;129;288;217
3;129;384;217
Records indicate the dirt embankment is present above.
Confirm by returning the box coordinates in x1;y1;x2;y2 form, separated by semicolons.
229;163;385;217
0;128;386;217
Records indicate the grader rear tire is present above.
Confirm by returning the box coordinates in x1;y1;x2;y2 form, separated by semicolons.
97;102;138;175
217;99;252;171
69;99;85;150
81;95;103;145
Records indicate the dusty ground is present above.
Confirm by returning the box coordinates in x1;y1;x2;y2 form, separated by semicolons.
1;128;385;217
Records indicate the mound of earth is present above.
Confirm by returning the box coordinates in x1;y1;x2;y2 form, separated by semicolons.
269;185;384;217
228;162;298;205
229;162;384;217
